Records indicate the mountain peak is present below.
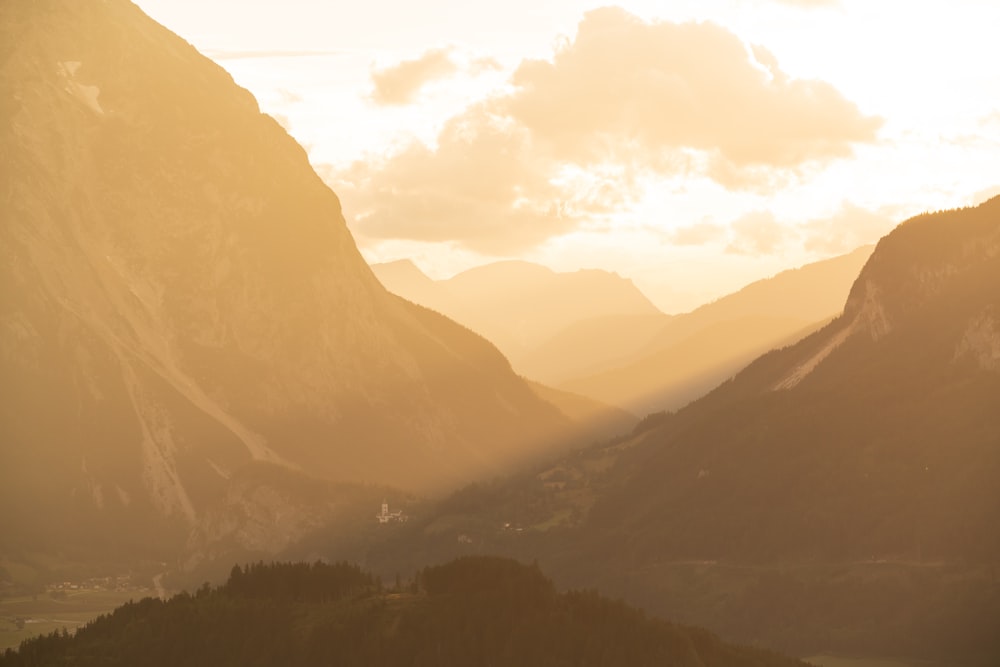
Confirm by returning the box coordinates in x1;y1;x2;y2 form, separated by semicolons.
844;196;1000;339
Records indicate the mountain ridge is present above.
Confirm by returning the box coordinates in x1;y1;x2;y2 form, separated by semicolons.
371;258;663;358
0;0;573;563
550;245;873;411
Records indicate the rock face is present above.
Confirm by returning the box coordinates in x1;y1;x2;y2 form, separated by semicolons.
775;200;1000;389
0;0;567;559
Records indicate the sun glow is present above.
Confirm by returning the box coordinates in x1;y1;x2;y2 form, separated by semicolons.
134;0;1000;311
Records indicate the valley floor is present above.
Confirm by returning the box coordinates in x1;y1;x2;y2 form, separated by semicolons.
0;587;153;651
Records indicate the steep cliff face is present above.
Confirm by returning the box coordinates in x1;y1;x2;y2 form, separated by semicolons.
772;199;1000;390
0;0;567;558
843;199;1000;339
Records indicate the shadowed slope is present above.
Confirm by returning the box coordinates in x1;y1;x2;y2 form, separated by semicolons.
0;558;807;667
0;0;568;560
585;199;1000;563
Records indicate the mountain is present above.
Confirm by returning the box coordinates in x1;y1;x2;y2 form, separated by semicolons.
0;557;807;667
525;380;637;442
367;258;439;306
557;245;873;413
371;259;664;370
372;249;871;407
587;204;999;563
515;312;671;384
331;200;1000;662
0;0;573;564
560;315;827;414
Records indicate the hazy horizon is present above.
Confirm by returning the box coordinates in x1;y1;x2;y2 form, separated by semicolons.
132;0;1000;312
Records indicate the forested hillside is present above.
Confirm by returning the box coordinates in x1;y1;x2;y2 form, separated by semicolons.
0;558;806;667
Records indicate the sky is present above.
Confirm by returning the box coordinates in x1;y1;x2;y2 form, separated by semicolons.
134;0;1000;313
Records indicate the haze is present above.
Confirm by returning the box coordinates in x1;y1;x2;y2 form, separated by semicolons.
2;1;998;666
134;0;1000;312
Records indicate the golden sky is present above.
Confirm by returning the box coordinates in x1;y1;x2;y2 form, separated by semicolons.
134;0;1000;312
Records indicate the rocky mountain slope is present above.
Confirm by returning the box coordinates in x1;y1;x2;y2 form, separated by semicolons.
0;0;571;562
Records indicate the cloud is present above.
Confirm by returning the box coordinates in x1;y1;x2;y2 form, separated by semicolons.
203;49;343;60
470;56;505;74
278;88;303;105
980;110;1000;127
335;105;576;254
726;211;793;255
799;203;896;254
370;48;459;105
335;7;880;253
716;202;896;257
669;221;727;246
768;0;839;7
505;8;880;175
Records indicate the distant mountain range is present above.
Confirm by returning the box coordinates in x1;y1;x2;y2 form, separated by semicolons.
331;199;1000;662
559;245;874;413
0;0;578;565
375;247;873;416
371;259;662;361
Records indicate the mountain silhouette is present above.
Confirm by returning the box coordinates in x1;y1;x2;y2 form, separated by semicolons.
538;246;872;413
373;249;871;414
371;259;663;370
0;0;573;562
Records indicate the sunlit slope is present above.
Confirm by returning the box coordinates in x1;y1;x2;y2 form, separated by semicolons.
557;245;873;412
561;315;825;414
0;0;568;558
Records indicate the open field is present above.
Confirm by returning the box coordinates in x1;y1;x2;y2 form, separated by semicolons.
0;587;154;651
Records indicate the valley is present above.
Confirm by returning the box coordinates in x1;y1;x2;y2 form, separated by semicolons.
1;0;997;665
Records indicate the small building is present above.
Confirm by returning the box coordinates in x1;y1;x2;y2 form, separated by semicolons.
376;500;406;524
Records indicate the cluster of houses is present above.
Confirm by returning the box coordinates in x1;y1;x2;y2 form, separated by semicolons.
47;574;134;593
